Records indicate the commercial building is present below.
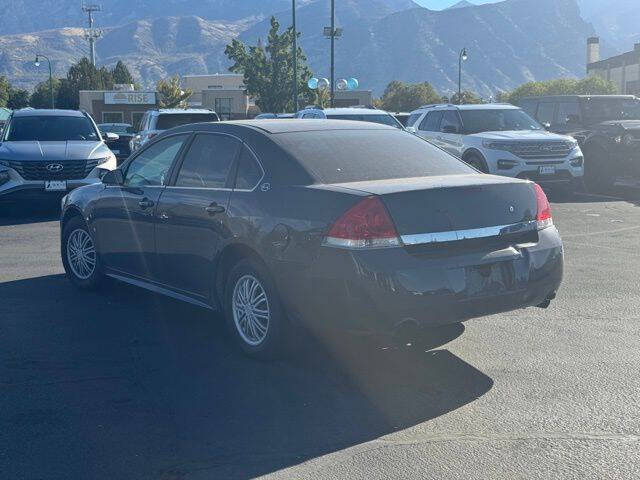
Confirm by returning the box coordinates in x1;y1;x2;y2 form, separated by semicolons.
183;74;252;120
587;37;640;95
79;84;159;126
333;89;374;107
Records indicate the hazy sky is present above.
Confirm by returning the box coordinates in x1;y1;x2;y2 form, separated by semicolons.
413;0;499;9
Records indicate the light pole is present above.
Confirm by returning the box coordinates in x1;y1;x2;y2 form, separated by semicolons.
292;0;298;112
330;0;335;107
35;54;54;109
458;47;467;105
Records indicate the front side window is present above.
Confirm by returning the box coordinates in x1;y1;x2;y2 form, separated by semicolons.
536;103;556;125
418;111;444;132
555;102;581;126
4;115;99;142
459;109;542;134
124;134;189;187
581;97;640;122
175;134;240;188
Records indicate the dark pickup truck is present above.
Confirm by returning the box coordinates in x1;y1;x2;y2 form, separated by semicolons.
519;95;640;191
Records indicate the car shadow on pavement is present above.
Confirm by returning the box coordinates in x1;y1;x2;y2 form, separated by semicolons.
1;274;493;480
0;202;60;226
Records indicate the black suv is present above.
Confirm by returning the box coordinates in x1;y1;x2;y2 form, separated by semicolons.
519;95;640;190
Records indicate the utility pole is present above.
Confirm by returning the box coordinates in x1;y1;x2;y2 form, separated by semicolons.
82;3;102;66
458;47;467;105
330;0;335;107
292;0;298;112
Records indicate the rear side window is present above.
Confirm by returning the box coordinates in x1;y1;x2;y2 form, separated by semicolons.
275;130;473;184
440;111;461;132
234;146;263;190
175;134;240;188
418;111;443;131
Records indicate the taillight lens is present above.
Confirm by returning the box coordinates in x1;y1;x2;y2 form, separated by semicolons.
324;196;401;249
534;183;553;230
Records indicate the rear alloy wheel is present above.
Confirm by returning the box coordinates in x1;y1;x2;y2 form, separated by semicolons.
61;216;103;290
224;258;285;359
465;153;488;173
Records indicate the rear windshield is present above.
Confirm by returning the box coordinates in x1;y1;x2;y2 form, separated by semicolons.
326;114;403;129
275;129;473;184
4;115;99;142
156;113;219;130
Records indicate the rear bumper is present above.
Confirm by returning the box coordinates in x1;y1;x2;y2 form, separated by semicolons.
278;227;563;333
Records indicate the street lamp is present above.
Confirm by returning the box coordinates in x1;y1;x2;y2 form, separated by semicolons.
35;54;54;109
458;48;467;105
292;0;298;111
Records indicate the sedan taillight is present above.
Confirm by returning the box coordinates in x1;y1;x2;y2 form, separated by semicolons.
324;196;400;249
534;183;553;230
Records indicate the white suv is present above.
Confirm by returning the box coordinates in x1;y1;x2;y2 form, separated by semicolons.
406;104;584;190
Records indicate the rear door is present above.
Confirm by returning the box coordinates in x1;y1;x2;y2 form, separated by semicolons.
416;110;445;148
93;133;190;280
438;110;464;157
154;133;241;299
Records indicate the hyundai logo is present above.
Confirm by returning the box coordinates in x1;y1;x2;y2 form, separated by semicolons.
46;163;64;173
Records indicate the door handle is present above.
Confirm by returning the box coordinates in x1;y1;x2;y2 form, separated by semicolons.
205;203;226;215
138;198;154;209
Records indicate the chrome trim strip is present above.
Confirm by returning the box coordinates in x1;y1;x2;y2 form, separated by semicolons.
401;221;537;246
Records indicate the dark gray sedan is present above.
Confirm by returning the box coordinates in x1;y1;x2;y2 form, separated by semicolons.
0;109;117;201
60;120;563;359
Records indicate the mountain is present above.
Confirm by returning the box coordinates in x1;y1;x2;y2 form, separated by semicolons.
447;1;475;9
577;0;640;52
0;0;626;98
0;0;303;35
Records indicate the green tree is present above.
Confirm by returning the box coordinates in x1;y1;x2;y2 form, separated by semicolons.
450;90;484;105
53;57;115;109
156;75;192;108
7;88;30;109
112;61;135;85
30;78;61;109
379;81;441;112
225;16;314;113
501;77;617;105
0;76;10;107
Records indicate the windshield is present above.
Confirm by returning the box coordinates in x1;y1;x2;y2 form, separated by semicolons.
326;114;404;129
4;115;99;142
156;113;219;130
98;124;134;134
275;129;472;183
459;109;542;134
581;98;640;122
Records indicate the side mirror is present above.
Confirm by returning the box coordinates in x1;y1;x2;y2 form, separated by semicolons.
441;125;459;134
566;115;581;125
542;122;551;131
102;168;124;186
104;132;120;142
405;126;417;134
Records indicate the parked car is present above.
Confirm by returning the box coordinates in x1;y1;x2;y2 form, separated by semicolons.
0;109;117;201
97;123;135;165
392;112;411;127
406;104;584;191
518;95;640;190
131;109;220;152
60;119;563;359
295;106;405;129
254;113;295;119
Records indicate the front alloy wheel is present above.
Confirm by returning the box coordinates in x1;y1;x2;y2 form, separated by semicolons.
67;228;96;280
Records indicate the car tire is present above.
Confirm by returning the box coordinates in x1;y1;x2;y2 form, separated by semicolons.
584;144;615;192
224;258;286;360
61;216;103;290
464;152;489;173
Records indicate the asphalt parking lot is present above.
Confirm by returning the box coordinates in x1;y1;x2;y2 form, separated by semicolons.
1;190;640;480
